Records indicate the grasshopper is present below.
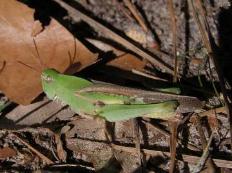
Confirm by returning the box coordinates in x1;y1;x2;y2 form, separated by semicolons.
41;68;202;122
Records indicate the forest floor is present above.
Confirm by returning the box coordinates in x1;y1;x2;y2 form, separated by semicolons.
0;0;232;172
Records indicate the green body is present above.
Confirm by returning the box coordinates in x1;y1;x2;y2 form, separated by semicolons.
41;69;178;122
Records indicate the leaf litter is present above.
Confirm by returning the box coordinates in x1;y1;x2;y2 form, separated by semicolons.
0;0;232;172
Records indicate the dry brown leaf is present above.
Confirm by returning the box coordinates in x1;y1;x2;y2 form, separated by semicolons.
0;0;98;105
107;53;147;71
86;38;147;71
31;20;44;37
0;147;17;160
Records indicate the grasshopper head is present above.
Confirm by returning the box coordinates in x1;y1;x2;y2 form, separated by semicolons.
41;69;59;81
41;69;59;99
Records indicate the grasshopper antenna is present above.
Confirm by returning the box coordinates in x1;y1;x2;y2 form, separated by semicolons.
33;38;47;70
68;38;77;67
0;60;40;74
17;60;41;73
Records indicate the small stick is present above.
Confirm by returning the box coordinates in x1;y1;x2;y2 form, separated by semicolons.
133;118;143;172
167;0;178;82
192;132;215;173
168;118;179;173
198;107;226;118
54;133;67;162
131;69;168;82
50;163;95;171
194;116;217;172
10;133;54;165
113;0;134;22
195;0;208;32
123;0;148;33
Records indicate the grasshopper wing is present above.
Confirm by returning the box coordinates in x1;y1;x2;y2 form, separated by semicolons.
78;84;202;113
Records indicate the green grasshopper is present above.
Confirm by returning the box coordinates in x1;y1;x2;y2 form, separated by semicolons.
41;68;202;122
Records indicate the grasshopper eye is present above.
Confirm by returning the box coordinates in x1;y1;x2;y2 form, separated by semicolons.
41;74;54;83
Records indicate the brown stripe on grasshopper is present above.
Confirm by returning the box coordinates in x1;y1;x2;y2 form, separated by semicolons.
78;84;203;113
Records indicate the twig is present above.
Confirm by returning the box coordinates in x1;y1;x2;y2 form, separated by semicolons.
10;133;54;165
188;0;232;148
188;0;210;52
133;119;143;172
168;118;179;173
86;38;125;56
113;0;134;22
123;0;148;33
54;133;67;162
50;163;95;171
131;69;168;82
195;0;208;32
50;137;60;162
52;0;174;74
194;116;217;172
198;107;226;117
192;132;215;173
167;0;178;82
